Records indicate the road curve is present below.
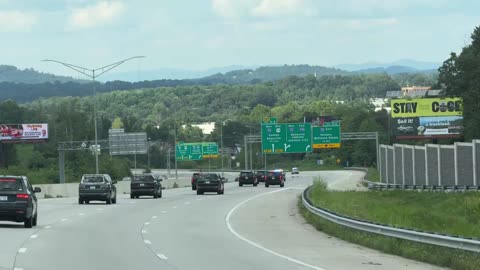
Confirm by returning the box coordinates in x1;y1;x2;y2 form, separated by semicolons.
0;171;444;270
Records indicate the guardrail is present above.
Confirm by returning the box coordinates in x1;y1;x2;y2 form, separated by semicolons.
302;185;480;252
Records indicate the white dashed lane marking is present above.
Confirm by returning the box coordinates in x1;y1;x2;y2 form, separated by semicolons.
184;202;190;205
144;240;151;244
142;230;147;234
18;248;27;253
161;211;167;213
152;216;157;219
45;225;52;229
30;234;38;239
61;218;68;222
144;222;150;226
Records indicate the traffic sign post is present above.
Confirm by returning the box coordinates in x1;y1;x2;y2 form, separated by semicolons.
312;123;341;149
261;123;312;154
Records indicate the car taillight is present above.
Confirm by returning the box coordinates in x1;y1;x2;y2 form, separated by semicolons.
280;175;283;180
16;194;29;199
192;178;195;183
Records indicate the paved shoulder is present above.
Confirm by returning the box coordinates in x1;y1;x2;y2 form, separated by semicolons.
228;187;445;270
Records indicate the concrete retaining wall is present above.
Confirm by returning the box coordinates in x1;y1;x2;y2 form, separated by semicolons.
35;177;191;199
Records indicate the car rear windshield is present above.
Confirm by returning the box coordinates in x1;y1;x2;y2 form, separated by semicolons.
256;171;267;174
268;171;281;176
240;172;253;176
133;175;155;182
202;174;219;180
0;178;24;191
81;176;105;183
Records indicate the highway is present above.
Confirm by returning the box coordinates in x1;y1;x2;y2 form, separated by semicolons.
0;171;444;270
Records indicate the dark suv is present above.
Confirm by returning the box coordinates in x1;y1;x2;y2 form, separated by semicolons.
265;171;285;188
196;173;224;195
255;170;268;182
78;174;117;204
0;176;41;228
191;172;202;190
131;174;162;199
239;171;257;186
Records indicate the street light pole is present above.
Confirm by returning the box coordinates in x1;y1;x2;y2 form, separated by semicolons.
221;122;224;177
43;56;145;174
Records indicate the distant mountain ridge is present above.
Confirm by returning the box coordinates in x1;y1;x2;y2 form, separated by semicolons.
0;65;86;84
336;59;440;73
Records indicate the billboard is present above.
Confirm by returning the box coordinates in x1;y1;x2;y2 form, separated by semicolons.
392;116;463;139
304;116;340;126
390;97;462;118
0;124;48;141
108;130;148;155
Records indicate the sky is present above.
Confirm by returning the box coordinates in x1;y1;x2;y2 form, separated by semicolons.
0;0;479;78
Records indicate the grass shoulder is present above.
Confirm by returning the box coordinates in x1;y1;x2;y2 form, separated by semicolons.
299;180;480;270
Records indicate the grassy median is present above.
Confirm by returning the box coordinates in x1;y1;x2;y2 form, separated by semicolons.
299;180;480;270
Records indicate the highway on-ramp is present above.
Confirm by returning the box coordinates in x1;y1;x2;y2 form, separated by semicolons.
0;171;444;270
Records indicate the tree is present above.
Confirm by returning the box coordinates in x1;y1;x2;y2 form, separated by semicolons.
438;25;480;140
111;117;124;129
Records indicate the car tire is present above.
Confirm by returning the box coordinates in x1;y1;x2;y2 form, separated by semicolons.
78;197;83;204
253;182;258;187
130;194;134;199
265;183;269;187
85;200;90;204
33;213;38;226
24;216;33;228
239;182;243;187
106;196;112;205
159;190;162;198
153;192;158;199
112;196;117;204
196;189;203;195
280;182;284;187
192;185;197;190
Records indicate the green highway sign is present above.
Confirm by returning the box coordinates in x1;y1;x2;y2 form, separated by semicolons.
262;117;277;124
202;142;218;158
176;143;203;161
286;123;312;153
312;124;341;149
262;123;284;153
261;123;312;154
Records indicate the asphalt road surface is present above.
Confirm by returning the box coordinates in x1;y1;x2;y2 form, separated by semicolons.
0;171;444;270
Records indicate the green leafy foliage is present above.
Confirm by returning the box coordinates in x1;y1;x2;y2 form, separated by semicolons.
438;25;480;140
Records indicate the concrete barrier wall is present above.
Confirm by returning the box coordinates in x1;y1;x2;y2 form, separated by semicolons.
35;177;191;199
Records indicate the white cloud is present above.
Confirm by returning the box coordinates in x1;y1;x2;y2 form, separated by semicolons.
0;11;36;32
346;17;399;29
251;0;315;17
212;0;257;19
68;1;125;29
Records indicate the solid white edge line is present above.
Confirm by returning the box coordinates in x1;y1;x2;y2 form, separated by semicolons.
18;248;27;253
14;268;23;270
225;187;326;270
156;253;168;260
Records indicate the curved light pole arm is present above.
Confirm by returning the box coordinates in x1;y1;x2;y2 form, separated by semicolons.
42;59;93;78
94;56;145;78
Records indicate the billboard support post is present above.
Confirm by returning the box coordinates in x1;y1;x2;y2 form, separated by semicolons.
59;145;65;184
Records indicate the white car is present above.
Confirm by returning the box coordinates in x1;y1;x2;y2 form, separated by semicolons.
291;167;299;174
